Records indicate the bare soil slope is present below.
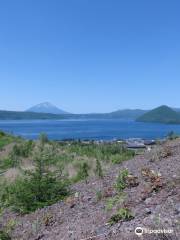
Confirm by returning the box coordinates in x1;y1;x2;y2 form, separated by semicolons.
1;140;180;240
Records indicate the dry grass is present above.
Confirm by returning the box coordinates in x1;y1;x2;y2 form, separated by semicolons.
3;168;21;182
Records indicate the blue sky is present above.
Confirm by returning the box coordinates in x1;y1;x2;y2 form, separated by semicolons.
0;0;180;113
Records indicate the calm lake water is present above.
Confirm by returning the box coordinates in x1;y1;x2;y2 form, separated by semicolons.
0;119;180;140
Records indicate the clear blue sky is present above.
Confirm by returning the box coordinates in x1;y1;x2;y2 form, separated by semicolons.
0;0;180;113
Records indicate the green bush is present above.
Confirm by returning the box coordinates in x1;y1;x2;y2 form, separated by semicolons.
0;144;70;213
10;140;34;158
39;133;49;145
0;230;11;240
116;169;129;192
109;208;134;225
0;157;17;170
105;193;127;211
95;159;103;178
0;131;6;137
1;172;69;213
74;162;89;183
0;138;12;150
96;190;103;201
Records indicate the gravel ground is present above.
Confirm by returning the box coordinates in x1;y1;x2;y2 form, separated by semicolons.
1;140;180;240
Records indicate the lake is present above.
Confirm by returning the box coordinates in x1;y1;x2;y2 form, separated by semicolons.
0;119;180;140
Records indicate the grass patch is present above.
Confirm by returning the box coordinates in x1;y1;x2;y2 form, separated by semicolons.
0;131;21;150
0;137;13;150
111;151;134;164
63;142;134;164
0;157;18;171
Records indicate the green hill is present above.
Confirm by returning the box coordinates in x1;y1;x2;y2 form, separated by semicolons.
108;109;147;119
0;110;66;120
136;105;180;124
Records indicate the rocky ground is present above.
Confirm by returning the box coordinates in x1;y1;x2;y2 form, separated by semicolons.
1;139;180;240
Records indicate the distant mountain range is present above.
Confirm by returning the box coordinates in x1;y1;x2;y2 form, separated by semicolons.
1;103;180;123
0;109;147;120
0;104;147;120
136;105;180;124
26;102;69;114
26;102;147;119
0;110;65;120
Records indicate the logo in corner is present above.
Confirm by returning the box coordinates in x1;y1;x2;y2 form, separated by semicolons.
135;227;144;236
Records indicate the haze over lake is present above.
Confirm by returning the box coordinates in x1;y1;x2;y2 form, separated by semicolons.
1;119;180;140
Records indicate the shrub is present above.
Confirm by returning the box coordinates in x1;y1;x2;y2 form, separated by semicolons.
0;230;11;240
95;159;103;178
0;136;13;150
21;140;34;157
96;191;103;201
10;141;34;158
2;172;69;213
116;169;129;192
105;193;127;211
109;208;134;225
0;157;17;170
39;133;49;145
0;219;15;240
75;162;89;183
0;145;70;213
0;131;6;137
